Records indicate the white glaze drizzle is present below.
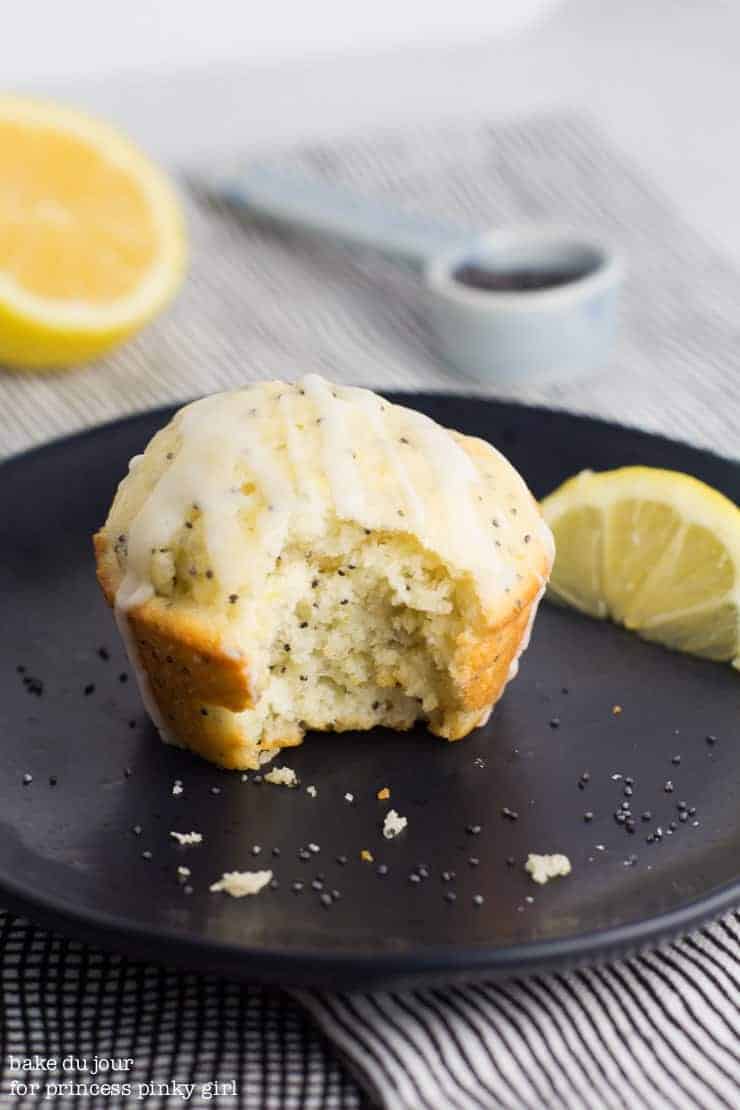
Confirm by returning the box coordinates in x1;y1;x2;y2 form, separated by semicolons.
404;407;506;594
238;413;294;562
113;375;548;626
354;389;425;533
301;373;365;520
178;396;256;593
279;388;319;520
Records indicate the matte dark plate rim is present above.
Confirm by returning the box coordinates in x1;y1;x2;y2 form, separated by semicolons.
0;849;738;987
2;395;739;987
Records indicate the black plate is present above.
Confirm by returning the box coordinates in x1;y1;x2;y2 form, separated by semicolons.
1;396;738;989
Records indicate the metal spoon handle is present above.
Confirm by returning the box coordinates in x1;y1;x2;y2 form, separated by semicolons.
217;163;469;270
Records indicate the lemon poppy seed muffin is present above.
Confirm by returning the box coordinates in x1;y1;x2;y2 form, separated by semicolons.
94;376;554;769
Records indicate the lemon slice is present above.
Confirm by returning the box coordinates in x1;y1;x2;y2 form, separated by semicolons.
541;467;740;668
0;96;186;369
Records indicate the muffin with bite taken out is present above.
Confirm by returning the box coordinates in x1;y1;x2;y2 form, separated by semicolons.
94;375;553;769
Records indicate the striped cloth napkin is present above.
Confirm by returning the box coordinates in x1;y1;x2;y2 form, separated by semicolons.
1;116;739;1108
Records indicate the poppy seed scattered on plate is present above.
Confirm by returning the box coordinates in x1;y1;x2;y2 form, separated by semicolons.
672;755;681;765
97;646;110;661
441;871;455;882
642;811;652;821
311;879;324;891
336;855;348;866
269;879;279;890
473;894;484;906
131;824;142;836
584;812;594;822
409;873;421;884
22;773;32;785
320;893;333;907
21;674;43;696
468;856;480;866
48;776;57;786
119;673;128;683
292;881;304;893
298;849;311;861
506;857;516;867
141;851;152;861
549;717;560;729
467;823;483;833
444;891;457;903
83;683;95;696
500;808;518;822
377;864;389;877
210;786;221;796
706;734;718;745
272;847;281;857
664;781;674;793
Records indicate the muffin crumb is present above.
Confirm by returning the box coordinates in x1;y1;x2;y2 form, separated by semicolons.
170;830;203;846
525;853;572;885
264;766;298;788
382;809;408;840
209;870;272;897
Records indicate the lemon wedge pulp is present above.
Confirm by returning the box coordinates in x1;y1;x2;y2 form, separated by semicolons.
0;96;186;369
541;466;740;668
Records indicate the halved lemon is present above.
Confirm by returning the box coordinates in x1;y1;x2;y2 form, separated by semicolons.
541;467;740;668
0;96;186;369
